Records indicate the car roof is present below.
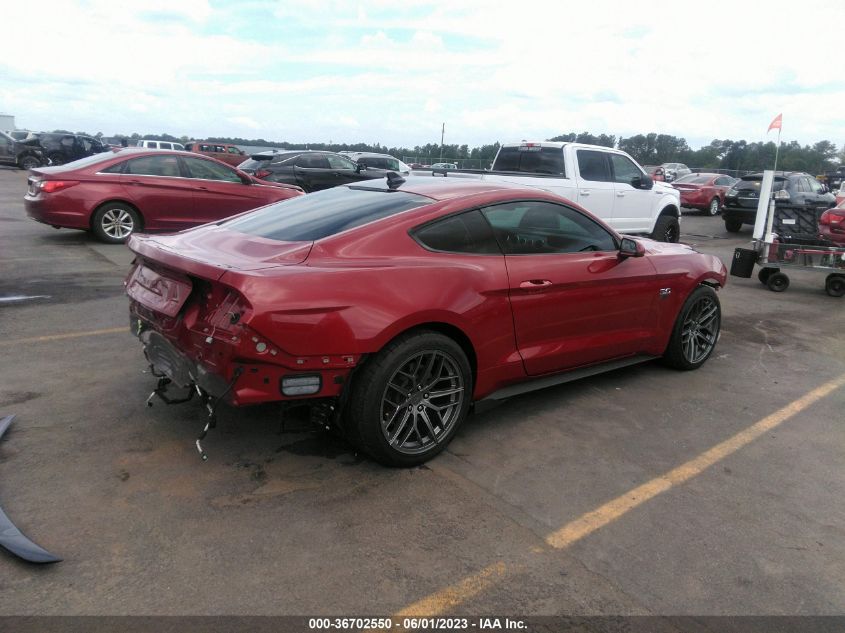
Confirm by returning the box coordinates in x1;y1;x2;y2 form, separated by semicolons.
349;175;548;201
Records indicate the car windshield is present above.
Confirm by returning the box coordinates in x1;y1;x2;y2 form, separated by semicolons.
59;153;119;169
223;186;431;241
675;175;712;184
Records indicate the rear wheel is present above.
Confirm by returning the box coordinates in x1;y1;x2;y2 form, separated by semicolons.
724;218;742;233
347;331;471;467
766;272;790;292
91;203;141;243
652;214;680;243
825;274;845;297
662;285;721;370
707;197;721;216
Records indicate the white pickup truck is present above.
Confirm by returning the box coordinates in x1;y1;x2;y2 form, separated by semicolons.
414;141;682;242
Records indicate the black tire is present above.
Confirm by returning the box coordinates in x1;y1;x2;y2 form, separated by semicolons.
346;330;472;467
19;155;40;170
825;274;845;298
707;197;721;216
652;214;680;243
91;203;141;244
724;218;743;233
662;285;721;371
757;267;779;284
766;272;790;293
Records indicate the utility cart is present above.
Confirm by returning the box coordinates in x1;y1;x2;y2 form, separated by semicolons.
730;170;844;297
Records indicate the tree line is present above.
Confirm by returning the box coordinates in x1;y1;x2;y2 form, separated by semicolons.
55;129;843;174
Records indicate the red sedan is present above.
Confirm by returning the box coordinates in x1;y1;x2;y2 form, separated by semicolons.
24;149;303;243
672;173;738;216
126;177;727;466
819;201;845;246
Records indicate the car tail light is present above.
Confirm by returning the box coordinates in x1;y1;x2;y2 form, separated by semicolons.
39;180;80;193
820;209;845;233
254;169;272;179
774;189;790;200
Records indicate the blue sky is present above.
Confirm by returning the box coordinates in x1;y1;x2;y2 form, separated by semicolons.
2;0;843;151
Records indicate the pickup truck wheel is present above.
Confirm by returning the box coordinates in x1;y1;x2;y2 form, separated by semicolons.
92;203;141;244
652;215;680;242
724;219;742;233
347;330;471;467
19;155;40;170
707;197;721;216
662;285;721;370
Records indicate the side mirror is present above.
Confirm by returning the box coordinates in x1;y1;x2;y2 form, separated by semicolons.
356;163;366;173
619;237;645;259
631;174;653;190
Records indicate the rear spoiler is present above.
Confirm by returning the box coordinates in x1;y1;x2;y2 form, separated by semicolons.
0;415;62;564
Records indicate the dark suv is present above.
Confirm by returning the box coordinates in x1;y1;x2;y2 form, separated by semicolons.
0;131;46;170
37;133;109;166
237;150;382;192
722;172;835;232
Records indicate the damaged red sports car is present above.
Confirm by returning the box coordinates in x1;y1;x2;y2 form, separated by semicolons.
126;176;727;466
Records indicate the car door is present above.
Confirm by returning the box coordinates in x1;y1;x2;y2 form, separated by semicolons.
326;153;369;185
574;149;617;229
482;200;661;376
292;153;332;191
181;156;266;222
118;154;197;229
608;153;654;233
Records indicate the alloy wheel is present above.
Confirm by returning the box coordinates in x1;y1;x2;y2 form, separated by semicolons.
380;350;464;455
681;295;720;364
709;198;720;216
101;208;135;239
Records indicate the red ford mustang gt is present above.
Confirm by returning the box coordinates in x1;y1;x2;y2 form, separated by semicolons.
24;149;303;243
126;176;727;466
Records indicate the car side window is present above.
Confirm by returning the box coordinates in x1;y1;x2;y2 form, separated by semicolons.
387;158;401;170
295;154;330;168
0;134;9;148
792;178;807;193
807;177;823;194
125;155;182;177
715;176;732;186
326;154;356;170
200;144;211;152
159;142;172;150
609;154;642;185
227;146;240;154
214;145;226;153
414;210;501;254
100;161;125;174
482;201;617;254
182;156;241;182
576;150;612;182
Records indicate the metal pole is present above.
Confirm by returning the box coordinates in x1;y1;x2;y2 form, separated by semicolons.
772;127;781;173
440;123;444;161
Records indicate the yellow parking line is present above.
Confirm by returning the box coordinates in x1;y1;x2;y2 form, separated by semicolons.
0;327;127;347
545;371;845;548
393;373;845;615
394;562;507;617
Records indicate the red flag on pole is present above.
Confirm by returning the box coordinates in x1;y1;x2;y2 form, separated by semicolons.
767;113;782;133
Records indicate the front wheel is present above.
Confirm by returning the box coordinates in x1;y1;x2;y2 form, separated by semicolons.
825;274;845;297
91;203;141;243
652;215;680;243
19;155;40;170
346;331;471;467
662;285;721;370
707;197;721;216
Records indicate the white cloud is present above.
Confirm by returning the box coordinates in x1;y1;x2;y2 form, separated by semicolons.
1;0;843;149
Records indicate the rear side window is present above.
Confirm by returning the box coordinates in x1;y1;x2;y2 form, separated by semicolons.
125;155;182;177
296;154;330;168
494;146;565;175
159;142;172;150
239;157;271;170
413;210;501;254
577;150;611;182
224;187;430;241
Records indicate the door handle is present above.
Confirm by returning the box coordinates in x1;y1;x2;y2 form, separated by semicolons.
127;179;141;185
196;186;208;190
579;189;591;196
519;279;552;289
616;191;625;197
